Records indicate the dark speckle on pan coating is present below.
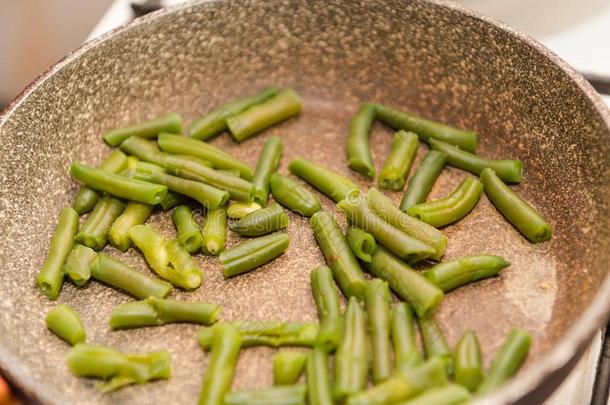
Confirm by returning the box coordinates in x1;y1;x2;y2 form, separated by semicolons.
0;0;609;404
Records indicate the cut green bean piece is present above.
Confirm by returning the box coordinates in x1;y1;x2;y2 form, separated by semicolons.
455;331;483;392
311;265;343;351
346;227;376;263
73;150;128;214
407;177;483;228
418;314;453;376
67;343;171;393
310;211;367;299
172;205;203;253
288;158;359;203
202;207;227;255
158;133;253;180
424;255;509;292
375;103;477;153
252;136;283;205
46;304;86;346
270;173;321;217
400;150;448;210
306;347;333;405
220;232;290;277
481;168;552;243
109;201;153;251
365;279;393;383
227;201;262;219
224;385;306;405
76;196;126;251
366;246;443;317
159;191;188;210
91;254;172;299
63;244;97;287
197;321;319;349
119;136;166;166
37;207;79;300
477;329;531;395
429;138;522;183
347;103;377;179
379;131;419;191
273;351;308;385
230;203;289;237
392;303;423;372
103;112;182;146
228;88;302;142
395;384;471;405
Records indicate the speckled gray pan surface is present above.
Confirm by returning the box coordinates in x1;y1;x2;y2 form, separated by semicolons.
0;0;609;404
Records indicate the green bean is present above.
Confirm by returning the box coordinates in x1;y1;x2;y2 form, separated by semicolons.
367;188;446;261
424;255;509;292
36;207;79;300
270;173;321;217
67;343;171;393
119;136;166;166
365;279;393;383
306;347;333;405
110;297;220;329
346;227;376;263
273;351;308;385
227;201;262;219
477;329;531;395
379;131;419;191
75;196;126;251
129;224;203;289
374;103;477;153
366;246;443;317
197;321;319;349
172;205;203;252
392;303;423;372
407;178;483;228
202;206;227;255
70;163;167;204
310;265;343;351
63;244;97;287
46;304;86;346
310;211;367;299
73;150;128;214
417;314;453;376
103;112;181;146
220;232;290;277
157;133;253;180
335;297;368;400
288;158;359;203
252;136;283;205
347;103;377;179
346;358;448;405
159;191;188;210
400;150;447;210
454;331;483;392
394;384;471;405
338;194;435;262
224;385;306;405
230;203;289;236
228;89;302;142
429;139;522;183
189;86;278;140
480;168;552;243
109;202;154;251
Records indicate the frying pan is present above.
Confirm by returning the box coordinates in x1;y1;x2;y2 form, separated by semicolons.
0;1;609;404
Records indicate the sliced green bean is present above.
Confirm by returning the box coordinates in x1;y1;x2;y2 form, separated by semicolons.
75;196;125;251
379;131;419;191
346;227;376;263
119;136;166;166
252;136;283;205
365;279;393;383
395;384;471;405
158;133;253;180
159;191;188;210
220;232;290;277
172;205;203;252
189;86;278;140
73;150;128;214
202;206;227;255
228;88;302;142
37;207;79;300
392;303;423;372
197;321;319;349
269;173;320;217
227;201;262;219
424;255;509;292
306;347;333;405
480;167;552;242
230;203;289;236
454;331;483;392
407;177;483;228
477;329;531;395
429;139;522;183
109;201;153;251
374;103;477;153
273;351;308;385
224;385;306;405
366;246;443;317
400;150;447;210
310;265;343;351
63;244;98;287
103;112;181;146
310;211;367;299
288;158;359;203
417;314;453;376
347;103;377;179
46;304;86;346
